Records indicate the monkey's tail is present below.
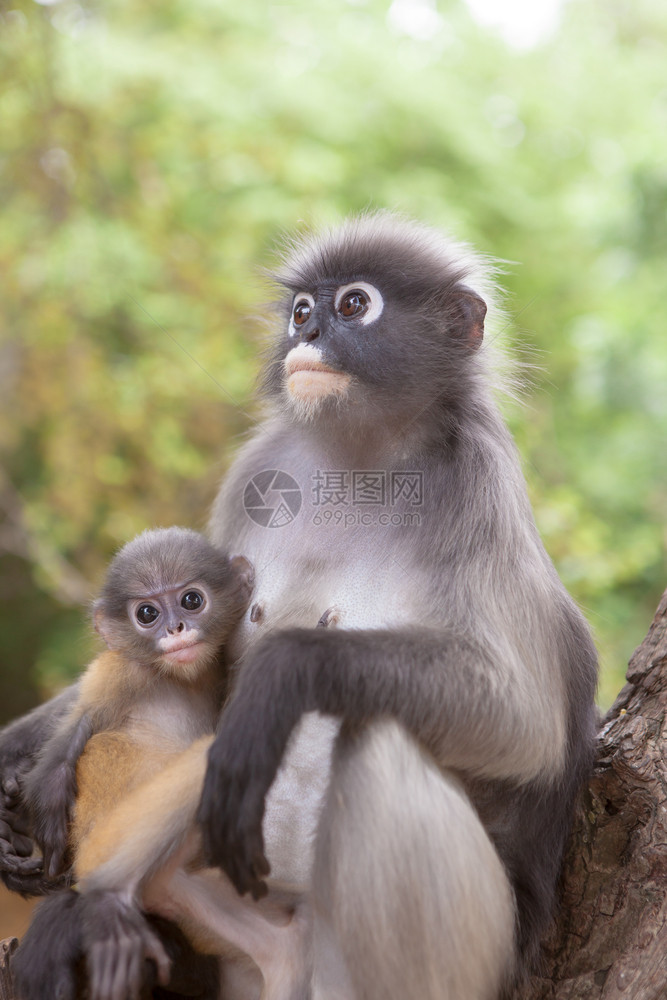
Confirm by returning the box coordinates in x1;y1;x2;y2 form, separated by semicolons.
12;888;84;1000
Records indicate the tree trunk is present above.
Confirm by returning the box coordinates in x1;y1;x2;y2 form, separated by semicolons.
519;587;667;999
3;590;667;998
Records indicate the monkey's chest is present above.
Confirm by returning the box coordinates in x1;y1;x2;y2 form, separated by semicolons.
231;545;422;659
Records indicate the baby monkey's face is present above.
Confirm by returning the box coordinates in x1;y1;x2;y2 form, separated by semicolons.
126;555;255;680
94;528;255;682
128;579;218;672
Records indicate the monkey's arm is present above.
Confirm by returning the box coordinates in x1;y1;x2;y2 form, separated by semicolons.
0;684;79;894
198;624;577;898
23;651;136;879
24;711;94;879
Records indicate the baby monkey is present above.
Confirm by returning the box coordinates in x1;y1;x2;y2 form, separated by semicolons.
26;526;254;879
15;527;256;1000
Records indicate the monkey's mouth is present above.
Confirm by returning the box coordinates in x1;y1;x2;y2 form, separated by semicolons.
159;638;205;664
284;349;351;402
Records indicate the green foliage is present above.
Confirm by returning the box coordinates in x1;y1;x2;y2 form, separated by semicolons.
1;0;665;715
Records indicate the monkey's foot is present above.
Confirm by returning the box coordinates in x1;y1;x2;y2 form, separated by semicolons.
82;891;171;1000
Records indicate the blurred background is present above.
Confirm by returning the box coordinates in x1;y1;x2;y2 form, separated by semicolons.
1;0;666;737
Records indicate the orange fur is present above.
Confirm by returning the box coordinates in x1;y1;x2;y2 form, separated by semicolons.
72;731;179;854
75;737;211;878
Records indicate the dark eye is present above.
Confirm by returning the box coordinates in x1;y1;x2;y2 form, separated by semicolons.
293;300;312;326
181;591;204;612
339;290;369;319
136;604;160;626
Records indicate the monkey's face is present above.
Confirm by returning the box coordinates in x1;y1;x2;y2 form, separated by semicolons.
94;529;255;681
283;281;383;413
271;277;485;429
125;579;221;677
263;217;488;430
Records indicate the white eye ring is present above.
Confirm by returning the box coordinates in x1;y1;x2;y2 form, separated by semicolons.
288;292;315;338
334;282;384;325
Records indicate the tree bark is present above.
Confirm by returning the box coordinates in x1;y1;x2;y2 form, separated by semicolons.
0;938;17;1000
3;590;667;998
519;587;667;999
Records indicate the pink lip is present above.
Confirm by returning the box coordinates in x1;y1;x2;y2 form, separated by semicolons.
161;641;203;664
284;357;338;377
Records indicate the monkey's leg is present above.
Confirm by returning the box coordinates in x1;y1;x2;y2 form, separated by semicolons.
312;719;516;1000
151;866;311;1000
78;739;310;1000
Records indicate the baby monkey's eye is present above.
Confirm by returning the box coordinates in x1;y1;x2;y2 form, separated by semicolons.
136;604;160;626
339;290;369;319
181;591;204;611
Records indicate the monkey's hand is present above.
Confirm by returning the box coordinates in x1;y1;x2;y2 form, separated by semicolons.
82;890;171;1000
25;711;93;879
197;722;272;900
0;777;47;895
29;760;77;879
0;683;81;890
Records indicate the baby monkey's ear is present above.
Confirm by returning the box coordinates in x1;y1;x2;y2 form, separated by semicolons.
92;600;119;649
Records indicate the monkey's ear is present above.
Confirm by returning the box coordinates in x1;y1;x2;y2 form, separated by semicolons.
229;555;255;602
93;602;115;647
451;286;486;351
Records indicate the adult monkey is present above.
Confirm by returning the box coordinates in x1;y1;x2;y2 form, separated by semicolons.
0;214;597;1000
196;214;598;998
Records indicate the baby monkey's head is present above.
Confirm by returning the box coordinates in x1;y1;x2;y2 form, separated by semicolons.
93;527;254;681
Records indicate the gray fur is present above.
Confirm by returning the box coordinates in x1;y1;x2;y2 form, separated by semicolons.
200;213;598;999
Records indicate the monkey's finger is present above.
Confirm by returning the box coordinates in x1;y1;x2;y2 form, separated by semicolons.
121;943;141;1000
101;945;120;1000
12;833;34;857
1;806;31;835
249;877;269;901
1;776;20;802
0;822;33;859
0;820;18;845
2;868;61;896
110;939;137;1000
253;850;271;880
221;838;268;899
44;845;67;880
105;948;126;1000
0;843;43;874
88;941;110;1000
2;856;44;875
143;931;171;987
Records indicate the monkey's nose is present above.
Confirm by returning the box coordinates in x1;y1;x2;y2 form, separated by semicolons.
168;622;185;634
302;327;320;343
